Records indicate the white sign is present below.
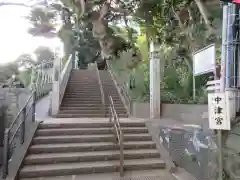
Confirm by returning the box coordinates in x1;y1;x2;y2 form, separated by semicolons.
206;80;221;91
208;93;230;130
193;44;216;76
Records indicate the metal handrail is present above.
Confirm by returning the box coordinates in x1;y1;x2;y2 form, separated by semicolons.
106;61;132;115
96;63;106;116
2;91;36;179
109;96;124;176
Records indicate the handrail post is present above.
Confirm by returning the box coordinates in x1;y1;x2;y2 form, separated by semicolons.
120;132;124;177
109;95;124;176
2;129;9;179
109;105;112;123
32;91;36;122
20;107;26;144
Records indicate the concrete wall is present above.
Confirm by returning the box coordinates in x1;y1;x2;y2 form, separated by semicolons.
3;88;32;127
131;102;208;126
0;88;31;166
158;124;217;180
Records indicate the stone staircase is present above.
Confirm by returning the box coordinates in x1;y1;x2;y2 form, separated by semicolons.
57;70;104;118
56;69;128;118
99;70;128;117
18;121;166;179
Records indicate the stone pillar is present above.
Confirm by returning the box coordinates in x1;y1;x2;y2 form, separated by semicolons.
75;51;78;69
149;41;161;119
51;57;61;116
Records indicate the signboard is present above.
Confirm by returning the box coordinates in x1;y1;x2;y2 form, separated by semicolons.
193;44;216;76
208;93;230;130
206;80;221;91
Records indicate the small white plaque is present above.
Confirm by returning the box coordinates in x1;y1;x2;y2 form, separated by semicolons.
208;93;230;130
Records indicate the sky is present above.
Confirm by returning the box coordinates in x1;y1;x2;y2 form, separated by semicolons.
0;0;63;65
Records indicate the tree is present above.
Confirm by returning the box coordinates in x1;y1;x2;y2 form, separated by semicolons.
27;6;58;38
15;53;36;69
34;46;54;63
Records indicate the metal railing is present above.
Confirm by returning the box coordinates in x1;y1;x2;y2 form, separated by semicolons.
2;91;36;179
96;63;106;116
30;61;53;100
106;61;132;116
109;96;124;176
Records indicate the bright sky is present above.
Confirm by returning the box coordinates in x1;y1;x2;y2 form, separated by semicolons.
0;0;63;65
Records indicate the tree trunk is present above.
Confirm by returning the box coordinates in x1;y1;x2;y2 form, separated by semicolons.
123;15;133;44
194;0;215;34
171;6;194;71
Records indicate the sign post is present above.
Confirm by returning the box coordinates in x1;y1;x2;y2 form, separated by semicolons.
193;44;216;100
217;2;229;180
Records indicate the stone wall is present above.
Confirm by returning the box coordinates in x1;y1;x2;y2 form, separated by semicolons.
131;102;208;126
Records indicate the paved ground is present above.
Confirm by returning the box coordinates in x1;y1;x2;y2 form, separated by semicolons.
20;170;178;180
35;95;51;121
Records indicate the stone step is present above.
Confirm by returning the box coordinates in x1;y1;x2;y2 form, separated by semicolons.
59;104;102;108
60;100;102;103
60;99;102;102
65;87;100;89
59;105;102;109
67;82;99;84
64;91;100;93
62;96;101;99
64;89;100;91
63;94;103;96
59;106;126;110
57;110;105;114
55;114;106;118
66;86;100;88
38;122;146;129
24;149;160;165
19;158;165;178
63;96;120;99
36;127;148;136
59;104;124;107
33;133;151;144
29;141;156;154
59;107;126;115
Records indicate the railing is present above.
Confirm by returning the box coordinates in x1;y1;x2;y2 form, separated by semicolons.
96;63;106;116
59;55;73;104
2;91;36;179
109;96;124;176
51;55;73;115
107;61;132;116
30;61;53;100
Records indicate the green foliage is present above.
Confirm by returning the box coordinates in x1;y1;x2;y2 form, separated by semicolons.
136;34;148;62
34;46;54;62
18;70;31;86
27;6;57;37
